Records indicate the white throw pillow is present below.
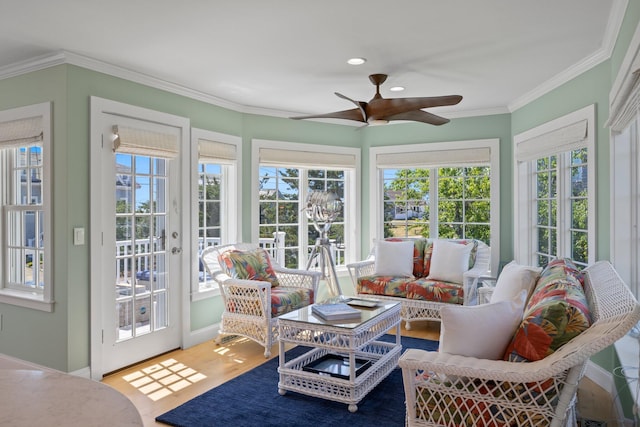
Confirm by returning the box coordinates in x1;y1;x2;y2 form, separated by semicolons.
439;290;527;360
426;239;473;284
490;261;542;304
373;240;415;277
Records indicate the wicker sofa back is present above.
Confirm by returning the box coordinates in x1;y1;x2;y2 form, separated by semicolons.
399;260;640;427
346;238;490;329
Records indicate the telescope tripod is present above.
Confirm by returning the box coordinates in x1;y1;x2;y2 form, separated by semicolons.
306;234;342;297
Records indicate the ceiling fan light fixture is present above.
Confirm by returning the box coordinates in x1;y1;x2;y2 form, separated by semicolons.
347;57;366;65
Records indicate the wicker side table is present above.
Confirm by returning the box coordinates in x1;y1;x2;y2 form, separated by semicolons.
277;301;401;412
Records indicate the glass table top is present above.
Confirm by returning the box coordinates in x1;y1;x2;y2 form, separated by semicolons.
278;299;400;329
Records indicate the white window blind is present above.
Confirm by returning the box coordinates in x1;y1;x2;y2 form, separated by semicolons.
0;116;43;148
259;147;356;168
376;147;491;168
112;125;178;158
515;119;587;162
198;138;236;164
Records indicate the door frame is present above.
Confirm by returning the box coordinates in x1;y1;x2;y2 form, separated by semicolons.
89;96;191;379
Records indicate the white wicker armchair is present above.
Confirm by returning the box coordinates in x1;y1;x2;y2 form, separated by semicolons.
201;243;321;358
399;260;640;427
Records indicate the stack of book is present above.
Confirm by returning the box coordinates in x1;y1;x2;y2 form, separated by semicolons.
311;303;361;321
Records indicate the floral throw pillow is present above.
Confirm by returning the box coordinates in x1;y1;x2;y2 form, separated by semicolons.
218;248;280;287
503;272;590;362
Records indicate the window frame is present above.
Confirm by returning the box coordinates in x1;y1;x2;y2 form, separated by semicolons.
370;139;500;274
251;139;360;271
0;102;53;312
190;128;241;301
513;104;596;268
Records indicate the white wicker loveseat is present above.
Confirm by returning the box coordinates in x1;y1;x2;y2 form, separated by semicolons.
346;238;490;329
399;260;640;426
201;243;321;358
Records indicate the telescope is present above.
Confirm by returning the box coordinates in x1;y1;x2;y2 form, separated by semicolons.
304;191;343;297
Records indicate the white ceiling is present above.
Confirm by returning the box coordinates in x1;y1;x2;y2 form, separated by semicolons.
0;0;621;122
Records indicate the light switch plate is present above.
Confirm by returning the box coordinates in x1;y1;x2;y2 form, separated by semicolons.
73;227;85;245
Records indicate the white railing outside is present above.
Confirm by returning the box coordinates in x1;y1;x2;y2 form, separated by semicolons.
116;232;288;282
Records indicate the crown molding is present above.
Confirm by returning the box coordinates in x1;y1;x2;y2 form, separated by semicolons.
0;51;67;79
0;50;247;113
509;0;626;112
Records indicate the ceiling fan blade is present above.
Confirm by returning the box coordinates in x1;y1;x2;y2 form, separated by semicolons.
367;95;462;119
385;110;451;126
334;92;367;121
290;108;367;123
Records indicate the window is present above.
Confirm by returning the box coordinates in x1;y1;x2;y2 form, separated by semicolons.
611;114;640;300
382;166;491;242
0;102;53;311
191;129;240;299
252;140;359;272
371;139;500;274
514;105;595;269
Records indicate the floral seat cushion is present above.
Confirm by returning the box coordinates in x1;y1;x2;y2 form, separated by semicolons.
406;278;464;304
271;287;314;317
356;275;414;297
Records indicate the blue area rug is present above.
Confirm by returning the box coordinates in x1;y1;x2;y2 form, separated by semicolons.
156;335;438;427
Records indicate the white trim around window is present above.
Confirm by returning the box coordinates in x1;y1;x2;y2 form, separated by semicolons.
191;128;241;301
513;104;596;266
369;138;501;274
251;139;361;268
0;102;53;312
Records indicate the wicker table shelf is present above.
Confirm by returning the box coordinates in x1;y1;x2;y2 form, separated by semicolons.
277;301;401;412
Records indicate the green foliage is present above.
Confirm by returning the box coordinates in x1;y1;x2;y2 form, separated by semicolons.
383;166;491;244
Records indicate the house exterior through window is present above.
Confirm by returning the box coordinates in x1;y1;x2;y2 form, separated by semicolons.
0;102;53;311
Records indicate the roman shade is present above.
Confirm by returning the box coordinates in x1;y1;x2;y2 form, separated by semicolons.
112;125;179;159
0;116;43;148
515;119;588;162
198;138;236;164
376;147;491;169
259;147;356;168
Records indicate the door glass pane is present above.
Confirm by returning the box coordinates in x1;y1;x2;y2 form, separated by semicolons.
115;153;169;341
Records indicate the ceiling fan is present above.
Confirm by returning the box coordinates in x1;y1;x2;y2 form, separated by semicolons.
291;74;462;126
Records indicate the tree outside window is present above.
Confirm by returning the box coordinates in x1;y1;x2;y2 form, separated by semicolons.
382;166;490;245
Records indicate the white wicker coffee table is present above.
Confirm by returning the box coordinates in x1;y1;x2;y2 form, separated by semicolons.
277;301;401;412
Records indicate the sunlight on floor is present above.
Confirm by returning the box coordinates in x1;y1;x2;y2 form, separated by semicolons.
117;336;255;402
121;358;207;401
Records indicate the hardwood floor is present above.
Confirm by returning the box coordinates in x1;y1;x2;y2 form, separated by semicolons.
102;320;614;427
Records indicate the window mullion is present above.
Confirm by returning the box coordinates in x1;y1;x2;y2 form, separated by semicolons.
299;170;309;270
558;153;570;259
430;167;438;237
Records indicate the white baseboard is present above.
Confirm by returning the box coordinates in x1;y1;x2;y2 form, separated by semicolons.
69;366;92;379
182;322;221;349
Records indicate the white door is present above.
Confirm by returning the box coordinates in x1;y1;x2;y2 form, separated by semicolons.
91;100;188;377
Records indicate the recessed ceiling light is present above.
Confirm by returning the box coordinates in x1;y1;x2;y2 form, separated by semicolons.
347;57;366;65
389;86;405;92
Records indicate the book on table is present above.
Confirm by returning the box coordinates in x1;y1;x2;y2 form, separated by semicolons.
311;303;361;321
